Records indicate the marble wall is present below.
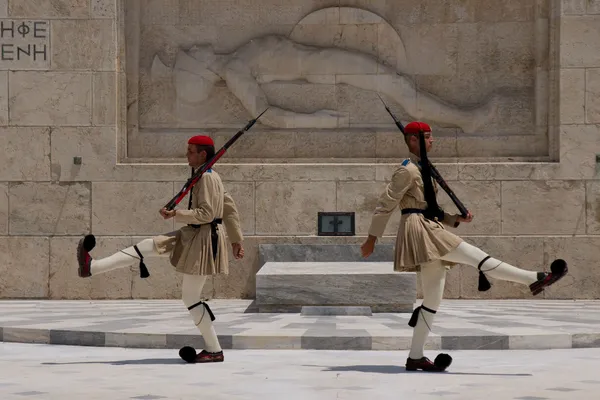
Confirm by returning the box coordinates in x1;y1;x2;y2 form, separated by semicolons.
0;0;599;300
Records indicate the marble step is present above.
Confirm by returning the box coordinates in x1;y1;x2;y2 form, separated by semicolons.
255;261;416;313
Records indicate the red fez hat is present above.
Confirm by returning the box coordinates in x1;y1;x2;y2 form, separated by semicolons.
188;135;214;146
404;122;432;135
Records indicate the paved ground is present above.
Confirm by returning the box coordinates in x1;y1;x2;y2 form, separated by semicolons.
1;299;600;350
1;342;600;400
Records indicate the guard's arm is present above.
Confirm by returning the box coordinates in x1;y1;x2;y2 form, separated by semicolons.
174;174;218;225
222;191;244;243
367;167;412;238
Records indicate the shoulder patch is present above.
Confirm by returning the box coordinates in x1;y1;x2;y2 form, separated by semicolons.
401;159;410;166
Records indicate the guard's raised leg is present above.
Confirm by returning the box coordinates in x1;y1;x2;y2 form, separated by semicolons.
441;241;567;294
77;234;164;278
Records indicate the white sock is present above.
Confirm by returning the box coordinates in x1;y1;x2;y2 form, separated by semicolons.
90;238;159;276
408;260;446;360
182;274;222;353
441;242;538;286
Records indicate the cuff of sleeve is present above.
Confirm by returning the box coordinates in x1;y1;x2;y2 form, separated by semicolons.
174;210;194;224
443;212;460;228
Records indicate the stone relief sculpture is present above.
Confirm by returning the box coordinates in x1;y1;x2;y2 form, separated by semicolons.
151;35;499;132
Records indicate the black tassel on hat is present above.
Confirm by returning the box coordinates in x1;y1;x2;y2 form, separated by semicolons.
133;245;150;278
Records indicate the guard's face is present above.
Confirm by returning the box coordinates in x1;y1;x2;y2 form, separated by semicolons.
408;132;434;153
186;144;206;167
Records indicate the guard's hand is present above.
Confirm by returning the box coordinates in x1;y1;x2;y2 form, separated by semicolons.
159;207;176;220
457;211;474;223
232;242;244;259
360;236;377;258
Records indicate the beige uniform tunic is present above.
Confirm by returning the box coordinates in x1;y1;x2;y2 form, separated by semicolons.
153;169;243;276
368;154;464;272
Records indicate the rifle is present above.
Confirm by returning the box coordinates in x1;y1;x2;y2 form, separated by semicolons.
163;108;269;211
376;94;469;218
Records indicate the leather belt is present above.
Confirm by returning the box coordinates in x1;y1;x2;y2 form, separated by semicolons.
187;218;223;261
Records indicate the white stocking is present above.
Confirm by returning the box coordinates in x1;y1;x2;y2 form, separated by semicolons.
441;241;538;286
182;274;222;353
90;238;164;276
408;260;446;360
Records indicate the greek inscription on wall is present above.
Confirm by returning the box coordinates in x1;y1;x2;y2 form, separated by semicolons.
0;20;49;69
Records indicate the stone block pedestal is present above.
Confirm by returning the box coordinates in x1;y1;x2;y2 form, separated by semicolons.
255;261;416;313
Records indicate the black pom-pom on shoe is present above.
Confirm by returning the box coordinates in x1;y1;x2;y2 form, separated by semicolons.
83;234;96;252
551;259;567;275
179;346;197;363
434;353;452;371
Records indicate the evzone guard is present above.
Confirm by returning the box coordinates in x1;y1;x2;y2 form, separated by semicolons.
77;134;245;363
361;121;568;372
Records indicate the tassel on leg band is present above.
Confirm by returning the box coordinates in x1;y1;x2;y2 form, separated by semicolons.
478;255;492;292
188;300;216;322
133;245;150;279
408;305;437;328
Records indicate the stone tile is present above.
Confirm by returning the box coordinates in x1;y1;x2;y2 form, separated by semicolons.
501;180;586;235
560;68;586;123
1;328;50;344
9;182;90;235
560;15;600;67
0;237;49;298
562;0;587;14
441;335;509;350
49;236;134;300
49;330;105;346
92;0;115;18
0;127;50;181
0;21;50;70
573;333;600;348
544;237;600;299
557;124;600;180
586;181;600;234
294;131;377;159
8;0;88;18
255;181;336;235
232;333;301;349
589;0;600;14
0;0;5;17
508;333;572;349
105;333;167;348
50;127;129;182
91;182;175;235
301;330;372;350
9;71;92;126
51;20;115;70
220;182;255;236
0;183;6;234
458;236;544;299
335;181;402;236
436;181;502;235
457;134;549;159
586;68;600;123
93;72;118;126
0;71;7;123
